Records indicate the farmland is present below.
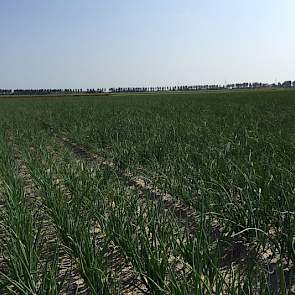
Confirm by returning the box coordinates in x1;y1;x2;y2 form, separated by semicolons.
1;89;295;294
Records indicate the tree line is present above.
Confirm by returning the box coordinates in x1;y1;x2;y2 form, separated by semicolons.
1;80;295;96
0;88;106;96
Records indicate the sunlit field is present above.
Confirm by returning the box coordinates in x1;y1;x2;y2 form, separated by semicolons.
1;89;295;294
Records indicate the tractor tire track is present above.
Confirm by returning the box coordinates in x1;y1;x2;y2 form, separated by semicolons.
45;124;198;235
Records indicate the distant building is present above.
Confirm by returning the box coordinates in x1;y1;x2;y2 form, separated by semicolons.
282;81;292;88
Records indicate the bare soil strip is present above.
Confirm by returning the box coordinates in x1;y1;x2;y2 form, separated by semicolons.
45;125;263;275
52;135;295;293
93;223;147;294
11;141;90;295
45;125;198;235
51;172;146;294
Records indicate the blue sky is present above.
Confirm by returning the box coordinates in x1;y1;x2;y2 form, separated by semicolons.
1;0;295;89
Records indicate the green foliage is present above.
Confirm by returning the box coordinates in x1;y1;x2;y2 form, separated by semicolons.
1;89;295;293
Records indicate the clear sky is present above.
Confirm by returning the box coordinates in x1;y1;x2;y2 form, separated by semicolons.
1;0;295;89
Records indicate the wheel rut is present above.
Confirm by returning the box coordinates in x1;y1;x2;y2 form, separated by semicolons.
45;124;198;235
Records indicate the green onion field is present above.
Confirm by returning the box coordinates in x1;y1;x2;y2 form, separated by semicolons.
1;89;295;294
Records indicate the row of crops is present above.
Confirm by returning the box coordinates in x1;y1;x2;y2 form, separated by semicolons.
0;90;295;294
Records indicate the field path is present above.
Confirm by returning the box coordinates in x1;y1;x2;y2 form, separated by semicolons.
45;124;198;235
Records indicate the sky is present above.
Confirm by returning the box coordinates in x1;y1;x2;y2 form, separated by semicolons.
1;0;295;89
